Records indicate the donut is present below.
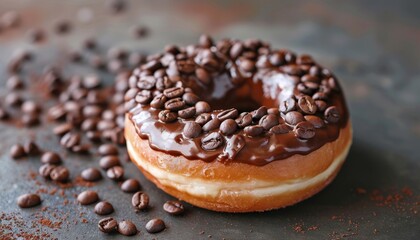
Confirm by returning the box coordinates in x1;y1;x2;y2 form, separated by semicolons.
124;35;352;212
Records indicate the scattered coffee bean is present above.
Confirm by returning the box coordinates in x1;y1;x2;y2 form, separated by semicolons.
178;106;196;119
217;108;239;121
60;132;81;149
294;121;315;139
183;121;202;138
41;151;62;164
269;124;290;134
98;217;118;233
39;164;56;179
81;168;102;182
77;190;99;205
236;113;252;128
324;106;340;123
95;201;114;215
121;179;141;193
17;193;41;208
220;119;237;135
195;113;212;126
118;220;138;236
6;75;24;90
164;98;185;111
284;111;304;125
107;166;124;181
10;144;25;159
163;200;184;215
132;191;149;211
202;118;221;132
98;143;118;156
304;115;325;128
22;113;39;126
50;166;69;182
99;155;120;169
163;87;184;99
145;219;166;233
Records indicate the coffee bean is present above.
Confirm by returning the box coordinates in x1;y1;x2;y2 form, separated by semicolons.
71;144;90;154
99;155;120;170
17;193;41;208
269;124;290;134
201;132;224;150
81;168;102;182
195;113;212;126
178;106;196;119
150;94;167;109
121;179;141;193
183;93;200;105
240;59;255;72
236;113;252;128
158;110;178;123
60;132;81;149
39;164;56;179
195;68;211;85
177;59;195;74
41;152;62;164
95;201;114;215
50;166;69;182
202;118;221;132
137;76;156;90
83;75;101;89
294;121;315;139
145;219;166;233
77;190;99;205
165;98;185;111
183;121;202;138
5;92;22;107
301;74;319;83
304;115;325;128
195;101;211;114
217;108;239;121
163;200;184;215
259;114;279;130
131;191;149;211
199;34;213;48
118;220;138;236
97;120;116;131
135;90;152;104
48;105;66;121
141;60;162;72
315;100;327;112
107;166;124;181
23;141;40;155
22;113;39;126
279;98;296;113
324;106;340;123
6;75;24;90
267;108;280;115
86;131;102;142
220;119;237;135
269;52;285;66
98;143;119;156
251;106;267;119
10;144;25;159
298;95;317;114
81;118;98;131
163;87;184;99
284;111;304;125
230;42;243;59
244;125;264;137
281;65;303;76
98;217;118;233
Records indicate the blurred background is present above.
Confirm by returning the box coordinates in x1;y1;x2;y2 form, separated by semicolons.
0;0;419;239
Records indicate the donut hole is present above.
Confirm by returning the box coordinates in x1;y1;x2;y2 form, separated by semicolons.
185;71;295;112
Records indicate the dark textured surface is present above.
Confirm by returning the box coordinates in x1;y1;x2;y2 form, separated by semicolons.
0;0;419;239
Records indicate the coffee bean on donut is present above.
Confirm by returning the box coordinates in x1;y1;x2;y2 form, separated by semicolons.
284;111;304;125
304;115;325;128
165;98;185;111
202;118;221;132
183;92;200;105
195;113;212;126
217;108;239;121
183;121;202;138
269;124;290;134
135;90;152;104
220;119;237;136
236;113;252;128
324;106;340;123
163;87;184;99
150;94;167;109
178;106;196;119
201;132;224;150
298;95;317;114
137;76;156;90
195;101;211;114
294;121;315;139
251;106;267;119
244;125;264;137
158;110;178;123
195;68;211;85
315;100;327;112
259;114;279;130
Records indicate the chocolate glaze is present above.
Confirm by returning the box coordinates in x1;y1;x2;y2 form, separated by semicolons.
127;39;349;166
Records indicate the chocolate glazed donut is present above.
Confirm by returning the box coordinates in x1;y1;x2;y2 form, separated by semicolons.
124;35;352;212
